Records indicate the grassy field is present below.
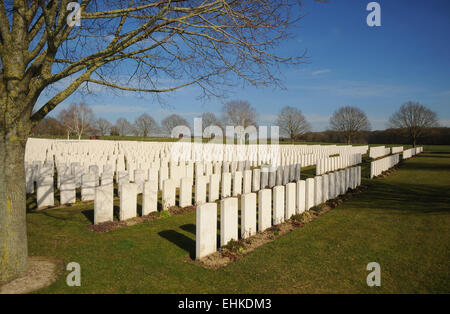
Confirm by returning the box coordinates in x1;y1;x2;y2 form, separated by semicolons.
26;145;450;293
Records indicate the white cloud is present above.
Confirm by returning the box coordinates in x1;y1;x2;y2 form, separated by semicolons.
312;69;332;76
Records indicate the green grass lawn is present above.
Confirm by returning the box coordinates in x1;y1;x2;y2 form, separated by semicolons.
27;146;450;293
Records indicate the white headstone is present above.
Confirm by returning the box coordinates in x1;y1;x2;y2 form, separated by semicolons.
142;180;158;215
273;185;285;225
258;189;272;231
94;185;114;224
196;202;217;259
220;197;238;246
241;193;257;238
119;183;137;220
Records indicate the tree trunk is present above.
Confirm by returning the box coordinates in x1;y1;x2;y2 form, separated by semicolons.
0;130;28;283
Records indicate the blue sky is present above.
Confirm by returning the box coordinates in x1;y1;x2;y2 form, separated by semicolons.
38;0;450;131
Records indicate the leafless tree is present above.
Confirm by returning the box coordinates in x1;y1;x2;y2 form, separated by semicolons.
0;0;304;282
162;114;190;136
222;100;258;128
134;113;158;137
329;106;371;144
95;118;112;136
276;106;311;142
115;118;134;136
221;100;258;143
110;125;120;136
201;112;222;132
58;103;95;140
388;101;439;147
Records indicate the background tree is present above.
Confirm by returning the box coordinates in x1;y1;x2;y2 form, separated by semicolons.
134;114;159;137
221;100;258;143
110;125;120;137
57;103;95;140
201;112;222;134
388;101;439;147
0;0;303;283
162;114;190;136
115;118;134;137
329;106;371;144
95;118;112;136
31;117;65;137
276;106;311;142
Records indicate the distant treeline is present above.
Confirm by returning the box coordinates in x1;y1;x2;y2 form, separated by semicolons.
33;117;449;146
292;128;450;145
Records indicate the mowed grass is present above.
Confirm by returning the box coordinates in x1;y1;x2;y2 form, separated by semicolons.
27;146;450;293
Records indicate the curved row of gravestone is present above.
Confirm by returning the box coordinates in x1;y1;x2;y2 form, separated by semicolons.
25;138;369;173
92;164;303;224
196;165;362;259
369;147;423;179
316;153;362;175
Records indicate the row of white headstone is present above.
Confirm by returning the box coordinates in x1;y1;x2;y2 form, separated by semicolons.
30;155;304;208
369;147;423;178
316;153;362;175
25;138;369;175
369;146;391;159
370;154;401;178
403;147;422;159
196;165;362;259
93;163;305;224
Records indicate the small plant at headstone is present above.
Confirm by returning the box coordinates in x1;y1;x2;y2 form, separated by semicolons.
223;239;246;255
158;210;171;218
292;211;314;224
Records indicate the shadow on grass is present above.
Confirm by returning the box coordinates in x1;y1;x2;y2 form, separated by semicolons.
82;209;94;224
158;230;195;259
360;180;450;214
180;224;195;235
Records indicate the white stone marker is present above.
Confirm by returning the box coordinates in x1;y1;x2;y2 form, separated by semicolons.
296;180;306;214
179;177;193;208
357;166;362;187
314;176;323;206
81;174;96;201
322;174;329;203
119;183;137;221
329;172;336;199
195;175;207;205
142;180;158;215
285;183;296;220
243;170;252;194
258;189;272;231
162;179;176;210
60;176;76;205
159;166;169;191
37;176;54;208
232;171;243;196
208;174;220;202
221;172;232;198
340;170;346;195
345;168;350;191
305;178;315;210
220;197;238;246
241;193;257;238
196;202;217;260
273;185;285;225
252;168;260;192
134;169;146;194
101;174;114;187
94;185;114;224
